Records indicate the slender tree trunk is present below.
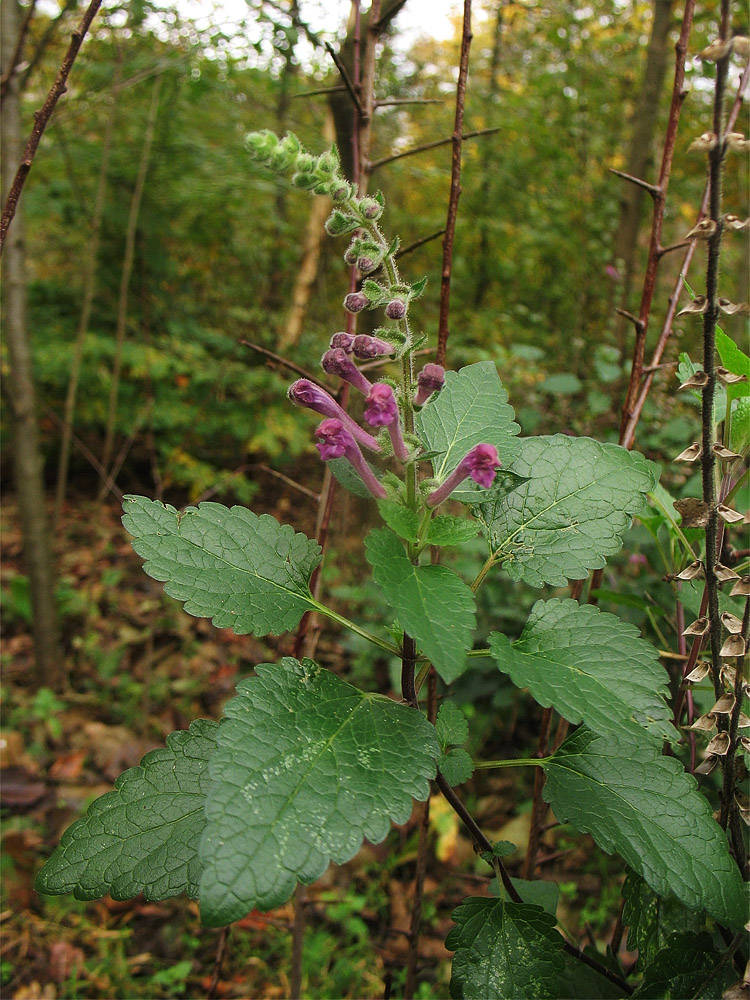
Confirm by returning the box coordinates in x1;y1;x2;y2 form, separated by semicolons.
1;0;62;689
611;0;675;356
55;50;121;524
99;73;162;496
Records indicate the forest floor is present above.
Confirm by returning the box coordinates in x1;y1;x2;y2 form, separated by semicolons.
1;492;618;1000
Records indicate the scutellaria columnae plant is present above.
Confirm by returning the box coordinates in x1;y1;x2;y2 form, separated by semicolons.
36;130;747;998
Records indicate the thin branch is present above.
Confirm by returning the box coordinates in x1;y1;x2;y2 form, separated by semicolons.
240;340;319;382
292;84;347;99
324;41;364;117
436;0;473;368
0;0;37;101
395;227;446;259
369;127;499;171
375;97;444;106
522;707;552;879
657;239;690;257
20;0;77;92
0;0;103;254
207;927;229;1000
609;167;661;196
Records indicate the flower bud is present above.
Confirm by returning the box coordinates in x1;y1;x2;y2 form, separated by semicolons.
385;299;407;320
358;256;379;274
343;291;369;313
331;181;354;202
292;172;318;190
314;419;387;499
316;149;339;175
352;334;394;359
296;153;315;172
426;443;500;507
321;348;372;395
358;197;383;220
414;363;446;406
288;379;380;451
330;332;355;352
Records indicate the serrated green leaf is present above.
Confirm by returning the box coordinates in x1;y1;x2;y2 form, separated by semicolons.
436;701;470;747
622;871;703;971
716;328;750;379
446;897;565;1000
632;931;736;999
473;436;658;587
35;720;217;902
556;954;626;999
426;516;480;547
122;496;321;635
329;455;382;498
410;276;428;298
489;599;675;745
416;361;521;483
199;659;439;927
377;500;419;541
364;528;476;683
543;729;746;929
438;748;474;786
510;878;559;916
730;396;750;454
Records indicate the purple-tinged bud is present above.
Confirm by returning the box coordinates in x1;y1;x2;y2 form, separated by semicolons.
344;291;369;314
344;245;359;265
359;197;383;220
414;363;446;406
385;299;407;320
321;348;373;395
352;334;394;359
358;257;379;274
426;443;500;507
330;332;355;353
315;419;387;499
288;379;380;452
331;181;353;202
364;384;398;427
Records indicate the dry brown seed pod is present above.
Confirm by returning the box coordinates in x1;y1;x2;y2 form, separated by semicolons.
705;732;731;755
740;736;750;755
689;132;718;151
683;617;710;638
685;661;711;683
720;664;736;688
699;38;735;60
711;693;736;714
723;215;750;231
717;504;745;523
711;443;742;460
726;133;750;152
733;36;750;58
674;498;709;527
714;562;741;583
677;296;708;316
674;442;703;463
678;371;710;389
721;611;744;633
689;712;717;731
737;714;750;730
716;302;750;317
685;219;718;239
720;634;746;657
729;575;750;597
676;560;705;581
694;754;720;775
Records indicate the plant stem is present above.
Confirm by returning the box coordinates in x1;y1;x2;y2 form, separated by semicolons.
309;600;401;656
472;757;548;769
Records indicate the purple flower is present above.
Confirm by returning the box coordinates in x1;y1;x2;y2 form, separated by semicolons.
426;443;501;507
364;384;410;462
344;291;369;313
321;348;373;395
330;332;355;352
288;379;380;452
315;419;387;499
414;363;446;406
352;334;394;359
385;299;406;320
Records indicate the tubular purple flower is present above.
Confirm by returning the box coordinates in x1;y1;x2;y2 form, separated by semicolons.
414;363;446;406
364;384;410;463
426;443;500;508
321;348;373;395
288;379;381;452
330;332;355;353
315;419;387;499
343;291;369;313
352;334;394;359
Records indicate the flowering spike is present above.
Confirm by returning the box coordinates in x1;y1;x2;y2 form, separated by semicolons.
321;348;372;395
414;364;446;406
314;419;386;499
427;444;500;508
288;379;380;452
363;384;409;462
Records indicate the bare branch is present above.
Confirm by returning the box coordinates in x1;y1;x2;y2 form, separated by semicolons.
609;167;661;197
324;40;364;117
0;0;37;101
395;227;446;259
369;126;500;170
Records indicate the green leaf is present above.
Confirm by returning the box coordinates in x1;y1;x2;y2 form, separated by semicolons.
543;729;746;929
716;328;750;380
510;878;559;916
556;955;626;999
329;456;382;498
540;372;582;395
632;932;736;999
489;599;675;745
364;528;476;684
730;396;750;454
473;436;658;587
622;871;703;971
199;659;439;927
446;897;565;999
122;496;321;635
377;500;419;542
438;748;474;786
35;720;217;902
426;516;480;547
436;701;470;747
416;361;521;483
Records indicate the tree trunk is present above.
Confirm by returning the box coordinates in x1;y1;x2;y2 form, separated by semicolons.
612;0;675;355
1;0;62;689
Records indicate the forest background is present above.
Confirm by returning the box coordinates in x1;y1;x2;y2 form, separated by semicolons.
1;0;748;997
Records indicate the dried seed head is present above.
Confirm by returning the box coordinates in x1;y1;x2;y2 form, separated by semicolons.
737;714;750;730
718;504;744;523
674;498;709;527
710;693;736;714
723;214;750;231
685;660;711;682
675;560;705;581
735;789;750;826
678;370;710;389
689;132;718;151
705;732;731;756
674;442;703;463
741;736;750;756
694;754;720;775
685;219;718;239
714;562;741;583
720;664;736;688
733;36;750;58
677;295;708;316
717;301;750;317
689;712;717;731
683;618;711;638
699;38;734;60
729;575;750;597
712;443;742;460
720;634;746;658
726;132;750;152
720;612;744;634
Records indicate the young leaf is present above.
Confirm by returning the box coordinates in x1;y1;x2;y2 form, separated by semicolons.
35;720;218;902
199;658;439;927
489;599;676;745
446;897;565;1000
416;361;521;482
122;496;321;635
543;729;746;930
426;516;480;547
377;500;420;542
364;528;476;683
436;701;470;747
438;748;474;786
473;436;658;587
632;931;736;999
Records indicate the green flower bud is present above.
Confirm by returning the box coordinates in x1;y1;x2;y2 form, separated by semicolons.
295;153;315;172
316;149;339;175
291;172;318;190
358;197;383;220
